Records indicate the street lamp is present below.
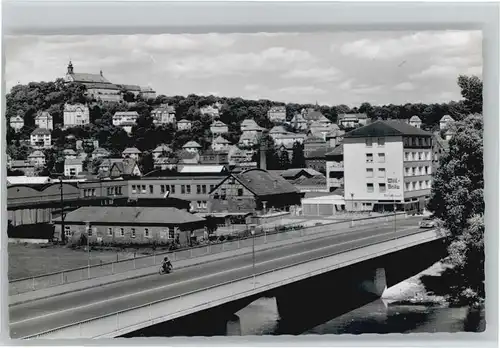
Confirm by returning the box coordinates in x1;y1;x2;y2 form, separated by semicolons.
85;223;91;279
250;224;256;288
350;192;354;227
51;172;65;244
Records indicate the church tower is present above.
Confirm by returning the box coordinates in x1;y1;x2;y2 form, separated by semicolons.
67;61;74;74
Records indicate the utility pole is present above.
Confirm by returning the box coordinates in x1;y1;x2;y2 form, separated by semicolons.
59;176;65;244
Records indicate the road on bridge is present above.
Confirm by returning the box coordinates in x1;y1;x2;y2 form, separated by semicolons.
10;217;425;339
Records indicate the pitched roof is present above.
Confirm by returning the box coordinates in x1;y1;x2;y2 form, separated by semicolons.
213;135;231;144
122;147;142;154
65;158;83;166
178;165;227;174
270;125;288;134
92;147;110;155
69;72;111;84
183;141;202;148
153;144;172;153
28;150;45;158
338;113;368;120
113;111;139;117
291;175;327;186
305;110;326;121
64;103;88;111
31;128;51;135
234;169;300;196
152;104;175;113
56;206;205;225
35;111;53;120
178;119;192;124
344;120;432;138
118;84;141;91
111;159;139;175
211;120;227;127
409;115;422;122
326;144;344;156
440;115;455;122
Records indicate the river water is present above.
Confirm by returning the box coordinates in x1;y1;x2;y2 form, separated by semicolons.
225;261;485;335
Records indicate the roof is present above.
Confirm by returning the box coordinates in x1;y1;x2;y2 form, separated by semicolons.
31;128;51;135
7;176;51;185
118;84;141;91
292;175;327;186
344;120;432;138
338;113;368;120
178;119;192;124
441;115;455;122
35;111;53;120
153;144;172;152
69;72;111;84
305;111;327;121
233;169;300;196
301;194;345;205
122;147;142;154
113;111;139;117
304;134;325;143
240;119;262;130
183;141;202;148
409;115;422;122
63;149;77;154
305;147;331;159
28;150;45;158
270;125;288;134
92;147;110;155
10;160;33;168
64;103;88;111
326;144;343;156
55;206;205;225
65;158;84;166
280;168;322;179
213;135;231;144
178;165;227;174
110;159;139;175
211;120;227;127
153;104;175;113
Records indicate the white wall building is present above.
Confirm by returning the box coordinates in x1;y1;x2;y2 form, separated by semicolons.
337;113;368;129
122;147;142;161
440;115;455;130
409;115;422;129
177;119;192;131
64;103;90;128
210;120;228;135
35;111;53;130
212;136;231;152
10;115;24;131
28;150;46;167
343;120;433;213
30;128;52;149
151;105;176;125
200;105;220;118
64;158;84;177
267;106;287;123
112;111;139;127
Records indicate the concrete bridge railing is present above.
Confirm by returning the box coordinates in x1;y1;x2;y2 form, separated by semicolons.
21;228;444;339
9;213;408;295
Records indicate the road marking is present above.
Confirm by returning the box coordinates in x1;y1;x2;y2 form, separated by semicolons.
10;226;419;326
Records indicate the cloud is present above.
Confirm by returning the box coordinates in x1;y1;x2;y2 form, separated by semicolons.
281;67;341;82
339;31;481;60
279;86;327;95
393;82;415;91
409;64;482;80
244;84;261;91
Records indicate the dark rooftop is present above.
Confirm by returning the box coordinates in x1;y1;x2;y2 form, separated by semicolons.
234;169;300;196
344;120;432;138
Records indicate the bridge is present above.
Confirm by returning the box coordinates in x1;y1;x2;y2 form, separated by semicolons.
9;216;447;339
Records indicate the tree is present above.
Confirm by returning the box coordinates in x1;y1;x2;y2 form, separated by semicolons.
278;150;291;170
457;75;483;115
291;142;305;168
427;113;484;306
139;151;155;175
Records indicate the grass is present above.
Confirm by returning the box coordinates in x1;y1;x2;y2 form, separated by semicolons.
8;243;140;280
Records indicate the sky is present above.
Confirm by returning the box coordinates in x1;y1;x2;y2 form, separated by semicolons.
5;30;482;107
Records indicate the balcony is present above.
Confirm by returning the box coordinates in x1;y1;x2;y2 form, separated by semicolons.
328;161;344;171
328;178;344;187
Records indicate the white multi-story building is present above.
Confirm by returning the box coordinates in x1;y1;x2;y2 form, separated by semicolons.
112;111;139;126
64;158;84;177
272;132;307;147
343;120;433;213
64;103;90;128
212;136;232;152
210;120;228;135
183;141;202;153
200;105;220;118
409;115;422;129
10;115;24;131
290;112;308;131
325;144;344;192
35;111;53;130
30;128;52;149
337;113;368;129
440;115;455;130
151;105;176;125
122;147;142;161
28;150;46;167
267;106;287;123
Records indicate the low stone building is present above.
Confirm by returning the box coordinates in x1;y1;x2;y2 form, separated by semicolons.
53;206;207;246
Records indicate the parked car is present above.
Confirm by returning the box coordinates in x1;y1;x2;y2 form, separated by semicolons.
419;217;437;229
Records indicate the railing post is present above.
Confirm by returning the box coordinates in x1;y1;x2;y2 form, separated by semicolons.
206;246;209;255
61;272;64;285
116;313;119;329
172;252;176;261
153;251;156;265
32;277;35;291
79;322;82;337
222;242;225;251
133;256;136;269
111;262;114;274
190;248;193;258
238;240;240;249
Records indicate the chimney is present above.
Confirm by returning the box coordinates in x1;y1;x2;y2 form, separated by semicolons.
259;144;267;171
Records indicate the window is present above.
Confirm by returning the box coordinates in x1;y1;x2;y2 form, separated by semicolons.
379;183;387;193
108;228;113;236
210;184;215;192
412;167;416;176
426;180;431;188
378;153;385;163
365;138;373;147
377;137;385;147
131;228;136;238
170;185;176;194
197;185;201;194
87;226;93;236
132;185;137;194
202;185;207;194
197;201;202;208
367;183;374;193
378;168;386;178
161;185;165;194
116;186;122;195
221;188;227;200
186;185;191;194
64;226;71;237
92;189;96;196
141;185;146;193
418;152;423;161
404;152;409;161
405;182;411;191
144;228;150;237
181;185;186;194
412;182;416;190
168;227;174;239
366;153;373;163
366;168;374;178
149;185;154;194
120;228;124;237
202;201;207;209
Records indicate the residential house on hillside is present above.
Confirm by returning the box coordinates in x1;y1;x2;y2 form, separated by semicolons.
64;158;84;177
267;106;287;123
238;131;261;148
53;206;207;246
240;119;264;133
304;134;326;157
199;150;229;166
409;115;422;129
63;103;90;128
343;120;433;213
272;132;307;148
151;104;176;125
338;113;368;129
309;121;335;141
212;135;232;152
10;160;35;176
326;129;345;148
152;144;172;159
208;168;303;214
99;158;142;178
122;147;142;161
326;144;344;192
177;119;192;131
177;150;200;165
10;115;24;132
92;147;110;160
303;110;331;126
210;120;228;135
305;147;332;175
35;111;53;130
269;125;289;136
28;150;46;167
200;104;220;118
228;146;248;165
154;156;178;171
140;86;157;100
440;115;455;130
290;174;328;193
113;111;138;133
30;128;52;149
63;149;78;159
290;112;308;131
183;141;202;153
